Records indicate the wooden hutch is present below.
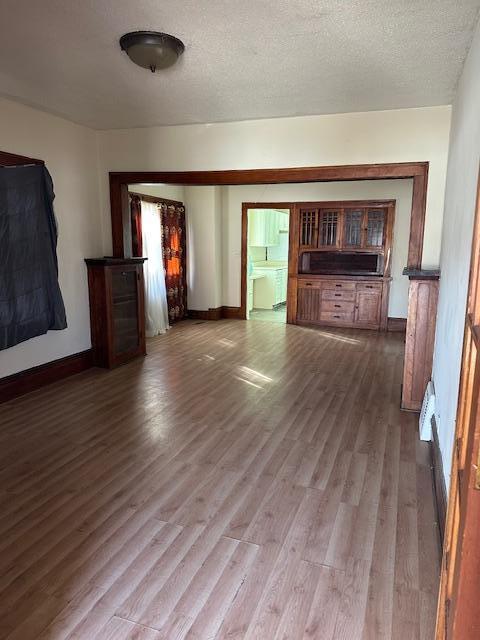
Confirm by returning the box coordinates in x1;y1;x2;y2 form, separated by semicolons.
85;257;147;368
287;200;395;330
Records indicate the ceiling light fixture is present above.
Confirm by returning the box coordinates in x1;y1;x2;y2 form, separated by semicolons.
119;31;185;73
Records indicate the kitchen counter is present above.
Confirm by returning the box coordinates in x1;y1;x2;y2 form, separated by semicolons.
252;261;288;269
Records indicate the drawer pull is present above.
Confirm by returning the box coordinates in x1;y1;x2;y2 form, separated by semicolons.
335;284;342;288
334;293;341;297
365;285;373;289
333;315;340;318
334;304;341;308
306;283;312;286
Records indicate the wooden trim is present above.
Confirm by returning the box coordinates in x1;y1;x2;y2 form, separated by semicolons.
431;414;447;549
110;161;428;186
0;149;44;166
128;191;183;206
0;350;93;404
221;306;243;319
401;278;439;411
188;308;223;321
387;317;407;332
109;162;429;268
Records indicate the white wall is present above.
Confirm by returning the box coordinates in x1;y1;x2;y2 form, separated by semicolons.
0;98;102;378
433;19;480;490
128;183;185;202
184;186;222;310
221;180;413;316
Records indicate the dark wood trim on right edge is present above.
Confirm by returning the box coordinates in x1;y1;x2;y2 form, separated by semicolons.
0;349;93;404
431;414;447;549
188;308;223;321
221;306;243;319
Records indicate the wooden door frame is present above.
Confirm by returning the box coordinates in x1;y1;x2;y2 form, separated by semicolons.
241;202;294;320
109;162;429;270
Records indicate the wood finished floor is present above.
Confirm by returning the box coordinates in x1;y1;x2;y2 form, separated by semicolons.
0;320;440;640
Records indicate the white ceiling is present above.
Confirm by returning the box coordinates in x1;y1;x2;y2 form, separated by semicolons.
1;0;479;130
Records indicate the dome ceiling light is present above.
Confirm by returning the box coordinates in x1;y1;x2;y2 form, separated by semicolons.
119;31;185;73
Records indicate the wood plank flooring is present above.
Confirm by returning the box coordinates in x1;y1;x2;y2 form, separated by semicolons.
0;320;440;639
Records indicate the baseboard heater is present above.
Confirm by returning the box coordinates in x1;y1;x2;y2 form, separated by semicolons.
419;380;435;441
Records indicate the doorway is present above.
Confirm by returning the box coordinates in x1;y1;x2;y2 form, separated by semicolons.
242;204;292;323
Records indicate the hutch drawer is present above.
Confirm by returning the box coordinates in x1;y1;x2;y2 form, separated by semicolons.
322;280;356;291
320;310;354;323
322;289;356;302
322;299;355;313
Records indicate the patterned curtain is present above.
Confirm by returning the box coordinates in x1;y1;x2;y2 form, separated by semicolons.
159;202;187;322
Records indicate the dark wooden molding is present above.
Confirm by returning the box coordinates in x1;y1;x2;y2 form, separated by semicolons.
109;162;429;269
128;191;183;207
0;149;44;167
403;267;440;280
221;306;243;319
110;161;428;187
430;414;447;549
0;350;93;404
387;317;407;332
188;308;223;321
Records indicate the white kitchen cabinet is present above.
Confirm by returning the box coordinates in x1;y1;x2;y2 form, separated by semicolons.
252;266;288;309
248;210;280;246
278;212;290;232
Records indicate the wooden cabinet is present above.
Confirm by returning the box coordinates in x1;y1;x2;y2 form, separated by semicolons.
299;204;388;252
355;285;382;326
297;282;322;323
296;277;388;330
85;258;146;368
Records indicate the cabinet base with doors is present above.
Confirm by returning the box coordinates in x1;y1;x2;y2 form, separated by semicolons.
252;264;288;309
289;199;395;330
296;275;390;330
85;257;147;368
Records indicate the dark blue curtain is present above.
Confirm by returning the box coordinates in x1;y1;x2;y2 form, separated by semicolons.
0;165;66;350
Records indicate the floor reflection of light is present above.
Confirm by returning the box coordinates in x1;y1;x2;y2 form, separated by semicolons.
238;366;273;382
317;331;361;345
204;354;215;360
233;375;263;389
218;338;236;347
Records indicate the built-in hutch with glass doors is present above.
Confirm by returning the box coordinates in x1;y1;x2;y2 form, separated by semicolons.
289;200;395;330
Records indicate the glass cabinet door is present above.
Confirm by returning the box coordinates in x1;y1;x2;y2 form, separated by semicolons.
319;210;340;248
343;209;363;248
299;208;318;247
366;209;385;247
111;269;139;356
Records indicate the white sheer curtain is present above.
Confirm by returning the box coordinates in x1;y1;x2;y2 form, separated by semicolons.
141;200;170;337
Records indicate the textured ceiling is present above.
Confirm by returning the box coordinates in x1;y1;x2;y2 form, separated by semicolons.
0;0;479;129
